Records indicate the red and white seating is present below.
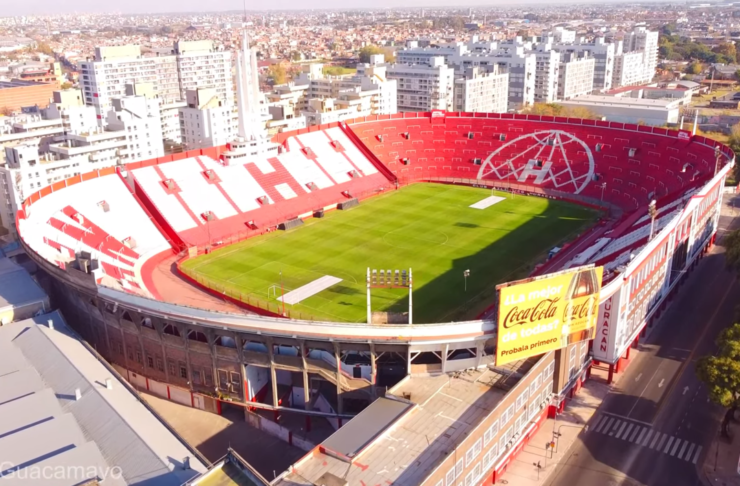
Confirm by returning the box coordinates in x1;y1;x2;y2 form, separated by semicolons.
18;174;170;294
128;127;392;248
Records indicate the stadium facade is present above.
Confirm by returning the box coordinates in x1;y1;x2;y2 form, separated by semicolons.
12;32;733;486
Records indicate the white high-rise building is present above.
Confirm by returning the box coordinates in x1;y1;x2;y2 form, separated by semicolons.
613;49;647;88
79;45;180;123
552;27;577;44
625;25;659;85
174;40;234;108
453;66;509;113
558;53;595;100
386;57;455;112
160;100;187;145
532;44;561;103
180;87;236;150
397;40;536;109
546;37;615;92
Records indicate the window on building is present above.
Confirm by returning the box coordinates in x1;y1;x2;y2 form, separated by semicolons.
465;438;482;466
483;419;498;447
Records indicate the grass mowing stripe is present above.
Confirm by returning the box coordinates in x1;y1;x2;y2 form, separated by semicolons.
182;184;599;322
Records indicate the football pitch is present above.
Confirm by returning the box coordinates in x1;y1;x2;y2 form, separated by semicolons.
181;184;599;323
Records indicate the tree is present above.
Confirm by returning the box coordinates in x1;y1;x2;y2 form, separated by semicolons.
727;123;740;183
268;64;287;85
685;62;703;75
359;45;383;63
713;43;738;63
35;41;54;56
290;51;301;62
717;324;740;359
60;81;73;90
0;106;12;116
696;354;740;436
724;229;740;274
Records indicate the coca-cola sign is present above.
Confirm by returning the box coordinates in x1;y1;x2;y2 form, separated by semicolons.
496;266;603;365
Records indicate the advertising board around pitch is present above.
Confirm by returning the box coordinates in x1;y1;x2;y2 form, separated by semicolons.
496;266;604;365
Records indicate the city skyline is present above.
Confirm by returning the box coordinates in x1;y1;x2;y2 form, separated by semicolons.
5;0;679;16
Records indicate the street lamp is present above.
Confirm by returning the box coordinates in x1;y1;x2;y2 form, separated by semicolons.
600;182;607;201
463;269;470;292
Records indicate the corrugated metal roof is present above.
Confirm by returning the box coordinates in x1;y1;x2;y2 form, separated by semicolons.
0;311;207;485
0;257;47;312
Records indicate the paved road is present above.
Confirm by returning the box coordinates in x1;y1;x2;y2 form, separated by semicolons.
545;196;740;486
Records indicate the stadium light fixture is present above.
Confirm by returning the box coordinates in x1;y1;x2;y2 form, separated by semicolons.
715;145;722;176
648;200;658;241
367;268;413;324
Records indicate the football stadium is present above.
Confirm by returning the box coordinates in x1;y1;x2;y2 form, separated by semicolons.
15;110;732;486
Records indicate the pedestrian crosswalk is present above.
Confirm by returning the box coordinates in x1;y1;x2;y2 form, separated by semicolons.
590;414;702;464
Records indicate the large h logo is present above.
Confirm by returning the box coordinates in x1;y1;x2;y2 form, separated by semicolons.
517;159;553;184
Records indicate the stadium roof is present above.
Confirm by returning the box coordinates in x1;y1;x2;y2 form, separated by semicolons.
0;311;208;485
561;94;683;111
276;358;537;486
0;256;48;318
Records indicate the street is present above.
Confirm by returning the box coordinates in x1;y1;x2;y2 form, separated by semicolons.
544;196;740;486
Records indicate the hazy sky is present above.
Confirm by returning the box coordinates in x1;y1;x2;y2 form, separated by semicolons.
5;0;669;17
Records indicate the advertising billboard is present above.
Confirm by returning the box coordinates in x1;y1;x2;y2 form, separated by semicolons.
496;266;604;365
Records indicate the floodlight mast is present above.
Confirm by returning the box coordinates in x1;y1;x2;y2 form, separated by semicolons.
367;267;371;324
409;268;413;325
367;267;413;324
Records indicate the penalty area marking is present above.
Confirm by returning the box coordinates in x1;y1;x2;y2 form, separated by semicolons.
277;275;342;305
469;195;505;210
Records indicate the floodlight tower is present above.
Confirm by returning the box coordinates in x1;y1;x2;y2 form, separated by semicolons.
367;267;413;324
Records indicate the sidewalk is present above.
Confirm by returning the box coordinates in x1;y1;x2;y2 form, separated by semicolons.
703;429;740;486
701;195;740;486
498;362;635;486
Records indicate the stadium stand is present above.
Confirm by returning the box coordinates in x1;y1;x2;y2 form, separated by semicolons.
128;127;393;248
17;170;171;294
349;114;713;211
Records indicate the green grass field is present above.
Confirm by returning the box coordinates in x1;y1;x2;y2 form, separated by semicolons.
181;184;599;323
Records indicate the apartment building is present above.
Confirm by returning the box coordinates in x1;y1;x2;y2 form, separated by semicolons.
0;96;100;239
558;52;595;100
174;40;234;108
161;100;187;146
80;45;180;122
543;35;615;92
397;41;535;109
453;66;509;113
613;50;647;88
289;57;397;123
625;25;659;85
180;87;236;151
386;57;455;112
532;44;561;103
